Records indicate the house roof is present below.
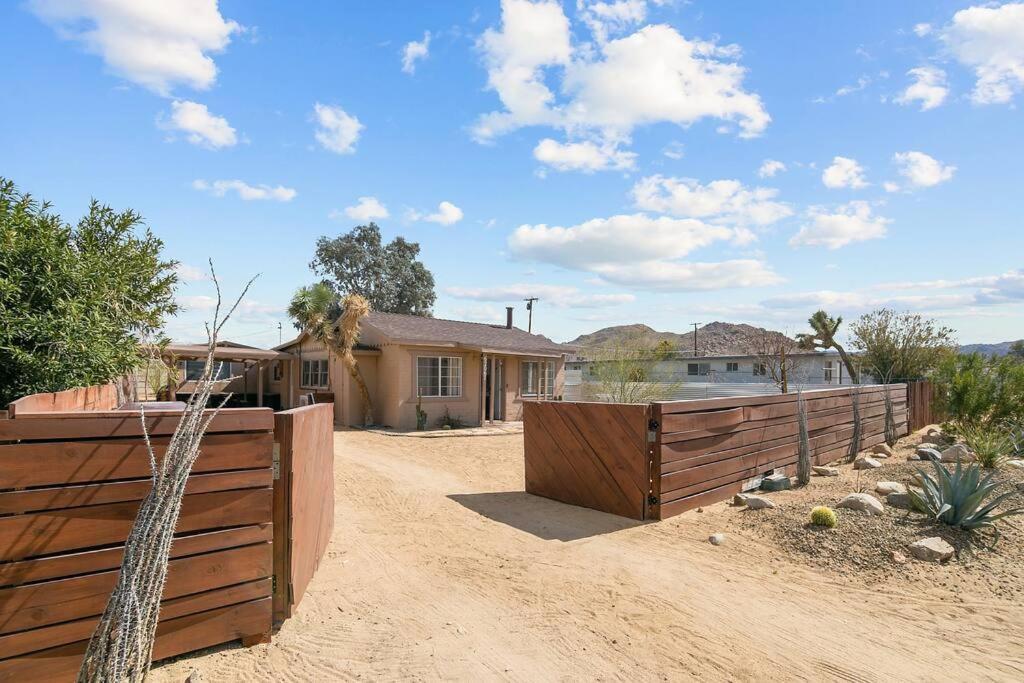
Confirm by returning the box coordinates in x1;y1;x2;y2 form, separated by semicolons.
163;342;293;361
362;311;573;357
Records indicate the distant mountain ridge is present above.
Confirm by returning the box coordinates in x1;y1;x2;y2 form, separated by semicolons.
570;322;797;356
959;340;1022;356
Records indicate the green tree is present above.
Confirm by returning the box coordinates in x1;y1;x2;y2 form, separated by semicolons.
1009;340;1024;360
0;179;178;407
850;309;956;382
796;310;859;383
583;335;681;404
654;339;675;360
310;223;435;315
933;352;1024;428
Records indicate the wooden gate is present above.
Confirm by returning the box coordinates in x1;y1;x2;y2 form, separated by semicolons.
907;380;939;431
273;403;335;623
523;401;651;520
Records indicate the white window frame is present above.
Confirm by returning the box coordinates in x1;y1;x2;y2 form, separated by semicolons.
520;360;555;398
417;356;462;398
687;362;710;376
301;359;329;389
753;362;768;376
823;360;836;384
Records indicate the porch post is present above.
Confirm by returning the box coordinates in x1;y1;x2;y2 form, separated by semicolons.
480;353;488;425
489;356;498;424
256;360;264;407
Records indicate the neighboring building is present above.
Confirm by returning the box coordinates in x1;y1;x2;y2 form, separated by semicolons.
276;308;573;430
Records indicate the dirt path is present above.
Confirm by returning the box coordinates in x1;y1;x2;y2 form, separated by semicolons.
153;431;1023;682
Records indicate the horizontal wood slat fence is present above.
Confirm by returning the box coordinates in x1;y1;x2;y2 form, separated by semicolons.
0;384;337;681
525;384;909;521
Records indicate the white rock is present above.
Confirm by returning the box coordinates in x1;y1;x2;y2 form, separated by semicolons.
940;443;974;463
836;493;885;516
875;481;907;496
909;537;955;563
918;442;938;451
854;456;882;470
708;533;726;546
872;443;894;457
732;493;750;506
1006;460;1024;470
812;465;840;477
745;495;776;510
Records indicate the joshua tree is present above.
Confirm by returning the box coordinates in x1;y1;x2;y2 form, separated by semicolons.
288;283;374;424
797;310;859;384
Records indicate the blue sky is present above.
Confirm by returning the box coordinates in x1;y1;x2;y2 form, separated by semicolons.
2;1;1021;347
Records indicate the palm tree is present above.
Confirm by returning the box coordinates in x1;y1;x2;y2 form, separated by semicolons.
796;310;859;384
288;283;374;424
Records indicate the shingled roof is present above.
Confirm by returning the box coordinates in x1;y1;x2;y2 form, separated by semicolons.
364;311;572;357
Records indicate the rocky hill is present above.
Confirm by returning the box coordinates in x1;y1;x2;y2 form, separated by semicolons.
959;340;1022;356
570;321;797;356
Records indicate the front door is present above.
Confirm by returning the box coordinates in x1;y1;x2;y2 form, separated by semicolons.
493;358;504;421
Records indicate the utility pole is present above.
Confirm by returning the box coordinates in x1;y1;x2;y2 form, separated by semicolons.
690;322;702;357
524;297;539;333
277;322;282;345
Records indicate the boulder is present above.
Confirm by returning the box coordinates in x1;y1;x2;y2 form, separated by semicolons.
708;533;726;546
853;456;882;470
732;493;750;506
1006;460;1024;470
812;465;840;477
940;443;974;463
872;443;894;458
909;537;955;563
918;442;938;451
745;495;776;510
760;473;792;492
836;493;884;516
891;550;908;565
875;481;907;496
916;447;942;462
886;491;915;510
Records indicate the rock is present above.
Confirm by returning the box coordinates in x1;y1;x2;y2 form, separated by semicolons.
918;442;938;451
926;426;942;438
696;507;704;513
812;465;840;477
836;493;885;516
1016;482;1024;493
916;447;942;462
1006;460;1024;470
760;473;792;492
872;443;894;457
886;491;915;509
875;481;907;496
940;443;974;463
708;533;726;546
909;537;955;563
732;493;750;506
890;550;908;565
185;671;203;683
745;495;776;510
853;456;882;470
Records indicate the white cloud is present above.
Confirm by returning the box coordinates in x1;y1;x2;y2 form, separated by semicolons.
662;141;685;159
533;138;636;172
894;66;949;110
445;282;635;308
893;151;956;188
789;201;891;249
402;31;431;74
415;201;464;225
591;260;782;291
174;263;208;282
913;23;933;37
941;2;1024;105
313;103;363;154
474;1;769;164
29;0;240;95
192;179;297;202
758;159;786;178
883;181;901;193
578;0;647;43
822;156;869;189
631;175;793;226
159;100;237;148
340;196;389;221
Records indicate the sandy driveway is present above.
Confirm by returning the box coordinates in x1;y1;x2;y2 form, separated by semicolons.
154;430;1023;682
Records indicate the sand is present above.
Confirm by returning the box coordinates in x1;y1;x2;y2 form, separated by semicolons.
152;430;1024;682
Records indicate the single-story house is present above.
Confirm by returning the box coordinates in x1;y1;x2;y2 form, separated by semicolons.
275;308;573;430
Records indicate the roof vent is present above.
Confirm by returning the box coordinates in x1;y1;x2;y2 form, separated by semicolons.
506;306;514;329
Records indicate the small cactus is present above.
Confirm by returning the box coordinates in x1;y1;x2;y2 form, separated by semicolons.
810;505;838;528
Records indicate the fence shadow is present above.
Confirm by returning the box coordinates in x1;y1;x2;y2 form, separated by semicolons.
448;491;643;542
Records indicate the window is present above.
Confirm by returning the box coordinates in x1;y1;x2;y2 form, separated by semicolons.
301;359;329;388
753;362;767;376
687;363;710;376
521;360;555;397
823;360;836;384
182;360;232;381
417;356;462;397
726;362;739;372
272;362;283;381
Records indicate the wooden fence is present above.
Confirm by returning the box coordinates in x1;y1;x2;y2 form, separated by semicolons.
0;388;280;680
273;403;335;623
524;384;909;521
907;380;940;431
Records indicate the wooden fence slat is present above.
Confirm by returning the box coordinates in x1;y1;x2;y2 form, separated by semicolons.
656;384;905;416
0;409;273;442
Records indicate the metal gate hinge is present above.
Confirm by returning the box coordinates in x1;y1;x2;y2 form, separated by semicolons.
648;495;659;506
648;419;660;431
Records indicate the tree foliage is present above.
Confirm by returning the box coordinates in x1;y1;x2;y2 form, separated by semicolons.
796;310;859;383
849;309;956;382
582;335;681;404
932;352;1024;428
310;223;435;316
749;329;808;393
0;178;178;407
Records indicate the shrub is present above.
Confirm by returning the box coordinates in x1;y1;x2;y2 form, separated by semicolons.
437;406;463;430
908;459;1024;544
810;506;838;528
932;353;1024;429
960;424;1012;469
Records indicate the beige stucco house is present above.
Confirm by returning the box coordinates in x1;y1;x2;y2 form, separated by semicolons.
274;309;573;430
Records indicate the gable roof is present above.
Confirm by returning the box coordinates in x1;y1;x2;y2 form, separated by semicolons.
364;311;573;357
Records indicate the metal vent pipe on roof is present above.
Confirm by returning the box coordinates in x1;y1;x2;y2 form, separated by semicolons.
506;306;514;329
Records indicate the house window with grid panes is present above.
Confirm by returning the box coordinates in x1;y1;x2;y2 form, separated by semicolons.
301;359;329;389
520;360;554;397
417;356;462;397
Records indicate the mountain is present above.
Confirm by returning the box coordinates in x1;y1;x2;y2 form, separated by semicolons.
569;322;797;356
959;340;1022;356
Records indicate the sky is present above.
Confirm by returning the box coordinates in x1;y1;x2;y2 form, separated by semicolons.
2;0;1022;348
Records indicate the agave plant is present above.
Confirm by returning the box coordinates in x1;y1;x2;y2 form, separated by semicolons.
909;458;1024;544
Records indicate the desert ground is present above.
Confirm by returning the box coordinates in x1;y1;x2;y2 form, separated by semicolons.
152;429;1024;682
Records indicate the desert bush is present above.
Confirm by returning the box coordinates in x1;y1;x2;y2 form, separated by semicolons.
810;506;838;528
437;405;463;429
933;353;1024;429
908;459;1024;544
960;424;1012;469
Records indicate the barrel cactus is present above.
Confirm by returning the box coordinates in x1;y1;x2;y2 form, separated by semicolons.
810;505;838;528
